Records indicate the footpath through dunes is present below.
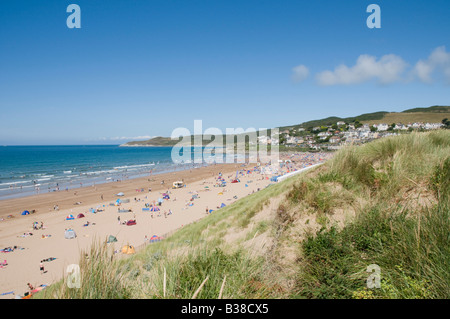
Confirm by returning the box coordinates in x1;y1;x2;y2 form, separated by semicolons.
36;130;450;299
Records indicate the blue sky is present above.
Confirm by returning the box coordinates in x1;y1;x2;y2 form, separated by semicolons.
0;0;449;145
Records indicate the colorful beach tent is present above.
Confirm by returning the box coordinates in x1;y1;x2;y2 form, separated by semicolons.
220;203;226;208
149;235;161;243
66;214;74;220
21;210;30;215
116;192;125;196
64;229;77;239
126;220;136;226
107;235;117;243
121;245;135;254
150;206;160;212
77;213;85;219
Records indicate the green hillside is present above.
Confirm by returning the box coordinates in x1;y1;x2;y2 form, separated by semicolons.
402;105;450;113
280;105;449;131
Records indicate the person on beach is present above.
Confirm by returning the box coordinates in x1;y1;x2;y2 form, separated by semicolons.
118;216;120;224
39;262;44;274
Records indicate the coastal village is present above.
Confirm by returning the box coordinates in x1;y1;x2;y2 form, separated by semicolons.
257;120;447;151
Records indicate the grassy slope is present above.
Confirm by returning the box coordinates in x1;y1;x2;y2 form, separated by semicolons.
361;111;450;125
40;130;450;299
280;106;450;130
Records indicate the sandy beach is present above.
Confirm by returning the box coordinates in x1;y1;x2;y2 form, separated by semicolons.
0;152;332;299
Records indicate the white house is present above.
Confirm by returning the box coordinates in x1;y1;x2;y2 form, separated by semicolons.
375;123;389;131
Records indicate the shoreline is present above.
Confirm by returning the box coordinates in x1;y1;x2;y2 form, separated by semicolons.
0;162;208;202
0;163;239;219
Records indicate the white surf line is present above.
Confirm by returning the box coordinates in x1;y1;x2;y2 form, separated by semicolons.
276;163;323;183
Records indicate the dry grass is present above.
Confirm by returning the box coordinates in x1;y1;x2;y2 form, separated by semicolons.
362;112;450;125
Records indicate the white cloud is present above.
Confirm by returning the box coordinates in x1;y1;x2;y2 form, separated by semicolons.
316;54;408;86
412;46;450;83
291;64;310;82
294;46;450;86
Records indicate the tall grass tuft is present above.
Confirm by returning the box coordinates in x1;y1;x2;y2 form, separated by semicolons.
129;245;271;299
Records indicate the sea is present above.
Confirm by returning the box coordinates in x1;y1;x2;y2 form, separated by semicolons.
0;145;215;200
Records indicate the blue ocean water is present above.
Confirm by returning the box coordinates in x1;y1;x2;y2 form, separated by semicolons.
0;145;207;200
